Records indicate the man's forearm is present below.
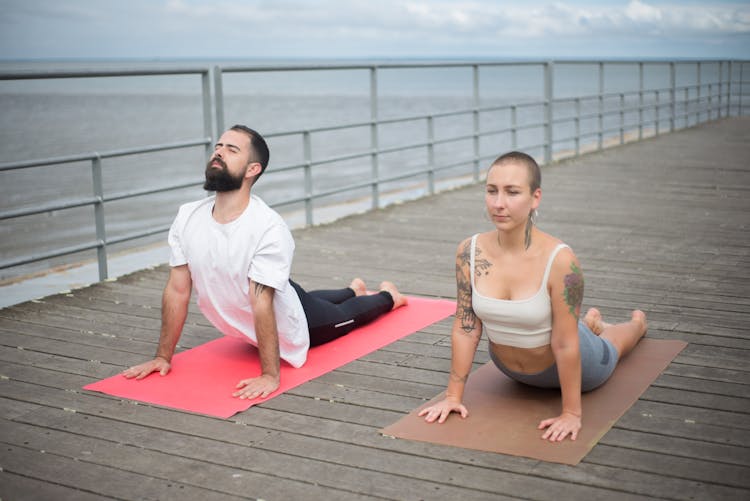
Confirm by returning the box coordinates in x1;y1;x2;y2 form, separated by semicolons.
254;304;280;378
155;282;190;362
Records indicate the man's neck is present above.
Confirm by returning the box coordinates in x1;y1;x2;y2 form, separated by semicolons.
212;189;251;224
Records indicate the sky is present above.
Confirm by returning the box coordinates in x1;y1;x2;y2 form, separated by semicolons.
0;0;748;61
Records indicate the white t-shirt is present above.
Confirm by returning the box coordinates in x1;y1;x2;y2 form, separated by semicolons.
168;194;310;367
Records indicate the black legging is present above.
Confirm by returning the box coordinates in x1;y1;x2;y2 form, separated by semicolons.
289;279;394;346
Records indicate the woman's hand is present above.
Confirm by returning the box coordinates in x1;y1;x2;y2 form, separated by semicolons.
418;398;468;423
538;411;581;441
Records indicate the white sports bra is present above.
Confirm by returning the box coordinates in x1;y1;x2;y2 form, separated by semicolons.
470;234;569;348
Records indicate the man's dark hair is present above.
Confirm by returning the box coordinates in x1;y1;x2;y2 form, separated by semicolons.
230;124;270;182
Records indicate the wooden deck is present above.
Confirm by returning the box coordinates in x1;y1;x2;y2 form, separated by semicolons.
2;117;749;500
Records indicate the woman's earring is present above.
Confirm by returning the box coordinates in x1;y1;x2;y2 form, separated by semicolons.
524;210;535;249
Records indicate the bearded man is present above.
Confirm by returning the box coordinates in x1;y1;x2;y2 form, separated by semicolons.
123;125;406;398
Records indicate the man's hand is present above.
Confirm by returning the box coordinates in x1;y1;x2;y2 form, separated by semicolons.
233;373;280;400
122;357;171;380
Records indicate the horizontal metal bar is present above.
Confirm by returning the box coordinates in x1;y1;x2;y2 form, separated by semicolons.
214;59;749;76
0;240;101;270
4;59;743;82
106;224;172;246
0;67;210;80
105;180;204;203
288;153;481;204
263;100;546;140
99;137;212;159
0;137;211;172
0;224;172;270
4;59;744;83
0;196;100;220
306;149;372;167
217;61;549;74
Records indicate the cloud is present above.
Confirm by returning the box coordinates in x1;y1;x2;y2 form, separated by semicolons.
151;1;750;49
0;0;748;59
625;0;662;23
159;1;750;49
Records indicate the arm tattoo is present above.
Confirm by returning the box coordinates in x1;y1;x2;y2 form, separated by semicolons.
457;240;471;268
457;277;477;334
563;262;584;319
456;240;481;334
457;240;492;279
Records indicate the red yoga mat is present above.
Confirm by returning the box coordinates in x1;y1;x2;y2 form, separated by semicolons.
84;296;455;418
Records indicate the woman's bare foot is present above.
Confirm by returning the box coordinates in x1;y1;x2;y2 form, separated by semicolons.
379;281;408;310
631;309;648;336
597;308;648;358
349;278;367;296
583;307;605;335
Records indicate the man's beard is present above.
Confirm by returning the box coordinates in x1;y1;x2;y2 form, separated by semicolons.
203;157;245;192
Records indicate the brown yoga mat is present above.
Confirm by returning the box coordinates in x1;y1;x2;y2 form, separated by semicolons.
381;338;686;465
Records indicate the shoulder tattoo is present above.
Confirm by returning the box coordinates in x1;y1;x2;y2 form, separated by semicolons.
563;262;584;318
457;239;492;279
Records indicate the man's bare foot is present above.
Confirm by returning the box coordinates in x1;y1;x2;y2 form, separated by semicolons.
349;278;367;296
583;307;605;335
631;309;648;336
379;281;408;309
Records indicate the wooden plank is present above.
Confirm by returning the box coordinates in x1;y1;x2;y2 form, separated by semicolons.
0;472;115;501
616;400;750;447
600;428;750;467
1;117;749;500
0;444;249;501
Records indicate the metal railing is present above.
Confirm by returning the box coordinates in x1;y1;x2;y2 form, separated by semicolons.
1;59;748;282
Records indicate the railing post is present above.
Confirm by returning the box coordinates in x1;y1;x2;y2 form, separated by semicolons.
724;60;732;117
726;60;732;117
619;93;625;144
669;62;676;132
427;115;435;195
740;62;745;116
302;131;313;226
638;62;644;140
369;66;380;209
718;61;724;118
202;69;213;157
597;62;604;150
708;83;713;120
511;105;518;150
575;97;581;156
213;65;225;138
544;61;553;164
655;90;660;135
696;62;702;124
684;87;689;128
91;155;108;281
472;64;480;181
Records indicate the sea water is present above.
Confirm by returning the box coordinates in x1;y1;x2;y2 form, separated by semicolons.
0;59;721;284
